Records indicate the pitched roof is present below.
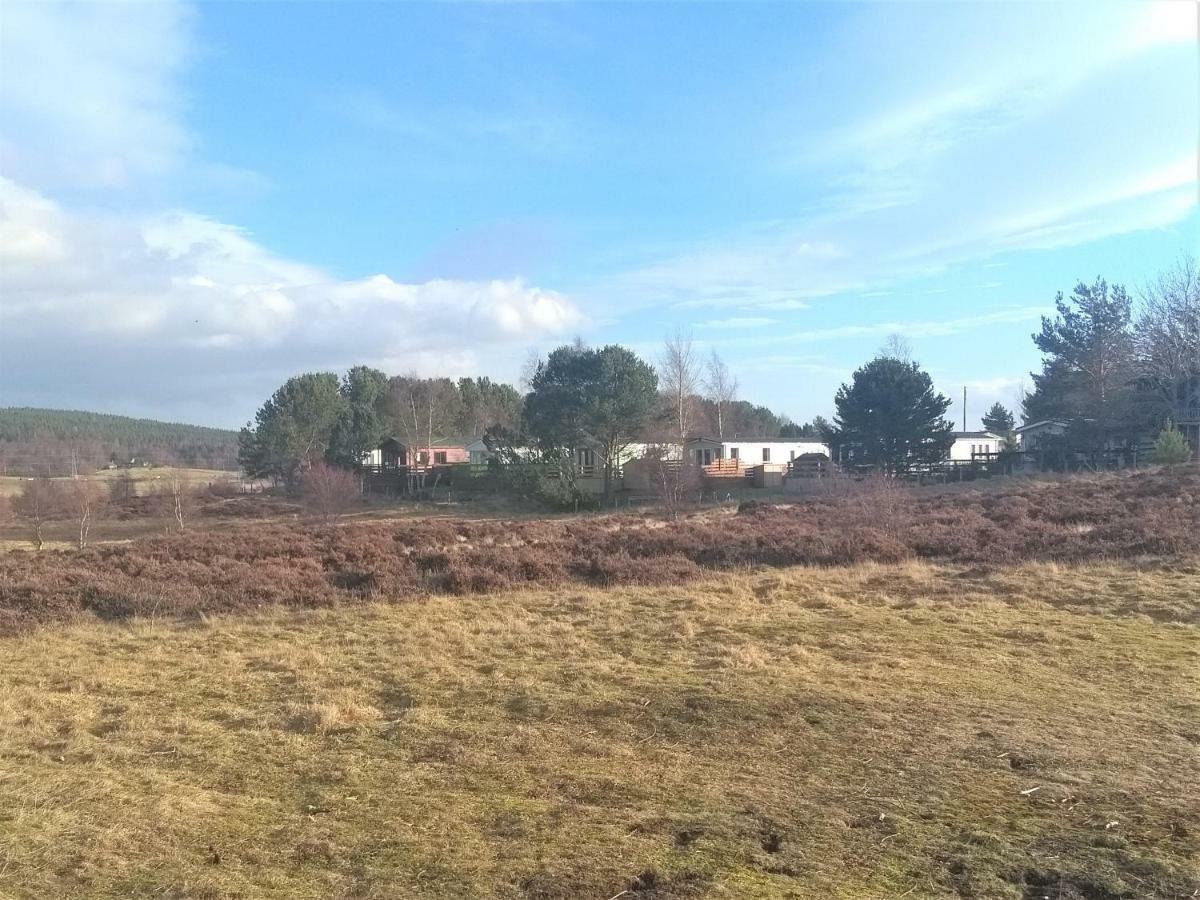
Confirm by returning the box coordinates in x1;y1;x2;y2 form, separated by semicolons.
1014;420;1069;433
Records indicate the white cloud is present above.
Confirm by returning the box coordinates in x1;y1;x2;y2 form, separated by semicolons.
1133;0;1198;49
938;376;1028;431
0;179;68;265
752;298;812;311
0;177;581;421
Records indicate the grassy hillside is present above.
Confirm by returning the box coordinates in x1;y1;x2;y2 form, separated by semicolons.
0;407;239;475
1;563;1196;899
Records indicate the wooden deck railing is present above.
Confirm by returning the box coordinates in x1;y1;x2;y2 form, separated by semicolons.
701;459;744;478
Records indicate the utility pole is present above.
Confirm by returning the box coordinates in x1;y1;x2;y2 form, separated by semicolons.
962;386;967;432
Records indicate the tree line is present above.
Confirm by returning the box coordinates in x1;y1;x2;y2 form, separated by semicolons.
0;408;240;476
1021;258;1198;460
4;260;1192;543
827;257;1198;470
237;256;1198;491
236;371;526;487
236;355;827;492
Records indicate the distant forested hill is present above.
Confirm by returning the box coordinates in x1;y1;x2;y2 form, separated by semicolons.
0;408;239;475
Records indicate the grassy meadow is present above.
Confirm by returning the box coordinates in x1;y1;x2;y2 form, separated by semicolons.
0;467;240;499
1;562;1197;899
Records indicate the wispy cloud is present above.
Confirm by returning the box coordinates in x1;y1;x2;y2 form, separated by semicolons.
610;2;1197;319
0;1;192;189
696;317;776;330
332;87;590;160
718;307;1050;349
751;298;812;311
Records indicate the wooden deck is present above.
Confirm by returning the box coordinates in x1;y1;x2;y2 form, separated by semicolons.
701;459;745;479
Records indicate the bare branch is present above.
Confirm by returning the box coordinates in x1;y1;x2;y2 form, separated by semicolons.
703;349;738;441
660;329;701;446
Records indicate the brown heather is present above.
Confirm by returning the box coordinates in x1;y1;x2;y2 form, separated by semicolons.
0;467;1197;634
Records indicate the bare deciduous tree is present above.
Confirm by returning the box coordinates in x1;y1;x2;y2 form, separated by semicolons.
66;479;106;550
645;445;702;520
108;471;141;506
302;461;361;521
153;474;198;532
703;350;738;441
879;333;913;362
519;349;543;392
660;329;701;447
1136;255;1200;425
12;477;64;549
171;475;193;532
388;374;461;477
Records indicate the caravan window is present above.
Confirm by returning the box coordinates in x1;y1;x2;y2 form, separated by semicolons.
762;448;771;462
730;447;739;460
434;451;447;464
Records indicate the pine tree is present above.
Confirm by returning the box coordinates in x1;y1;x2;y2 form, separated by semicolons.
1152;423;1193;465
827;356;954;473
981;402;1017;449
1026;278;1137;454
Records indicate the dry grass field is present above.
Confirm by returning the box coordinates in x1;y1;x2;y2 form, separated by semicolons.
1;562;1198;900
0;467;240;499
0;468;1197;898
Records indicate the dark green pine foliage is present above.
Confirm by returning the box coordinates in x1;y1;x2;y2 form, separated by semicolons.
828;356;954;472
523;343;659;499
981;403;1015;437
238;372;347;486
326;366;390;468
1024;278;1139;453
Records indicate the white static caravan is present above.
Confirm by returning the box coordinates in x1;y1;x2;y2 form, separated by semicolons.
685;438;829;467
948;431;1005;461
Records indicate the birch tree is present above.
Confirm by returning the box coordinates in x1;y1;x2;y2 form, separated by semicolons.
1136;256;1200;427
703;350;738;440
660;329;700;447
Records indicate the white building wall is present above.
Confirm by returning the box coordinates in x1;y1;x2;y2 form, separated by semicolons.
722;441;829;464
622;442;682;463
949;435;1003;461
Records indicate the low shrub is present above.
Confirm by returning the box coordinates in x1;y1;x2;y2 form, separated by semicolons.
0;467;1196;632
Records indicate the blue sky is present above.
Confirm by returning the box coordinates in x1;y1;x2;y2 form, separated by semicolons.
1;1;1196;429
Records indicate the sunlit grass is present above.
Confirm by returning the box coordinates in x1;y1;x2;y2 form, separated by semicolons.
1;562;1196;898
